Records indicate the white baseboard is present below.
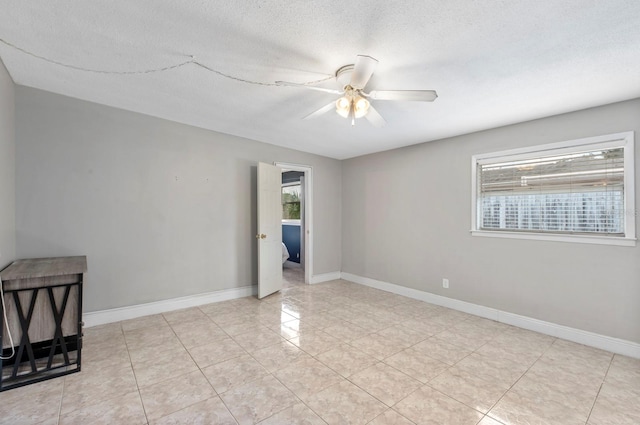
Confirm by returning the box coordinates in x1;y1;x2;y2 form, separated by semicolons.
310;271;342;284
83;285;256;328
340;272;640;359
83;270;340;327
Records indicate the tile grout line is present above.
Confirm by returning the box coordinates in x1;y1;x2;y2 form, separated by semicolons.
83;281;634;425
61;325;147;422
268;282;469;425
215;389;243;425
241;310;329;424
266;369;330;425
584;353;615;425
55;373;65;425
287;287;448;420
187;303;309;424
344;360;423;420
121;321;152;425
412;325;546;423
164;311;244;424
392;328;508;418
125;314;217;423
247;296;390;424
479;334;558;423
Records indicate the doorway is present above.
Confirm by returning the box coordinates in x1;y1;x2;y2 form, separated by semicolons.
275;162;313;285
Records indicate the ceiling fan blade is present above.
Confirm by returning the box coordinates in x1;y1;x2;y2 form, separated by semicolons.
350;55;378;89
367;90;438;102
303;101;336;120
364;105;386;128
275;81;343;95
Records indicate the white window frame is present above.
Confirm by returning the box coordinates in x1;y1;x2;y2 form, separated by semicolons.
281;181;302;225
471;132;636;246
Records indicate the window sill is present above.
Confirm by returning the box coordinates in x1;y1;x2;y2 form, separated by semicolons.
282;220;301;225
470;230;637;247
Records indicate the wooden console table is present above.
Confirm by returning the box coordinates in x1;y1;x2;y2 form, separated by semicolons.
0;256;86;391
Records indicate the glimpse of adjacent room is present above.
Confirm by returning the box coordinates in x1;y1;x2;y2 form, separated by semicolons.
281;169;305;287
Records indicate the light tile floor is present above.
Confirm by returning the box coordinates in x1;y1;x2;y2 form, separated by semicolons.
2;279;639;424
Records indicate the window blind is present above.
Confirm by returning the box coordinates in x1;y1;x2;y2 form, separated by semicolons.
477;148;625;235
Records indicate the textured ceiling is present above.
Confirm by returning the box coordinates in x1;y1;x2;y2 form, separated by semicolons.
1;1;639;159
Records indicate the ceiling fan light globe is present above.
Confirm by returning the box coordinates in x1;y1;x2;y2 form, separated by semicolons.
354;97;370;118
336;97;351;118
336;97;350;109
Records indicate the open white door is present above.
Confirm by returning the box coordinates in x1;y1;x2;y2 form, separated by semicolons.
257;162;283;299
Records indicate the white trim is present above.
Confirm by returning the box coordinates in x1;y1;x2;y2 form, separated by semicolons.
471;230;637;247
340;272;640;359
471;131;636;246
310;271;342;284
275;162;313;284
496;310;640;358
473;132;633;162
341;273;498;319
83;285;256;327
623;133;636;239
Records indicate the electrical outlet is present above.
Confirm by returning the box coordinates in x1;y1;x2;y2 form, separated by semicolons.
442;278;449;289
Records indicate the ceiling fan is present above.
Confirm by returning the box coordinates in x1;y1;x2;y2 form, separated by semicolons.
276;55;437;127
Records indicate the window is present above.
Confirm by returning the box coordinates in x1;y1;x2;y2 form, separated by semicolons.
282;183;301;220
471;132;635;246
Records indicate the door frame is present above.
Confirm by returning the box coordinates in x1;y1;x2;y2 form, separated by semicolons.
275;162;313;284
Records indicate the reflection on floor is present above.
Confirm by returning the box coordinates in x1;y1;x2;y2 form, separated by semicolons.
2;279;639;424
283;264;304;288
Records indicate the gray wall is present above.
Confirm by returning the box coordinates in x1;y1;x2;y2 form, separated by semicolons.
15;87;342;312
0;59;15;269
342;99;640;343
12;82;640;343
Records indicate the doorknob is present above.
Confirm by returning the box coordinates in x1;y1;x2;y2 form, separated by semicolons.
255;234;267;239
